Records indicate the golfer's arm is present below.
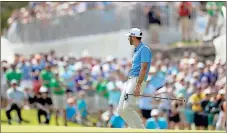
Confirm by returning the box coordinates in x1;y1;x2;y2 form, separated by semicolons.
136;62;148;86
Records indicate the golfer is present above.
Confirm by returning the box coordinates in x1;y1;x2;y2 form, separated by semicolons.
117;28;152;128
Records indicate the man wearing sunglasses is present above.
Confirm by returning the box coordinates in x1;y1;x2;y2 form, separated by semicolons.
117;28;152;128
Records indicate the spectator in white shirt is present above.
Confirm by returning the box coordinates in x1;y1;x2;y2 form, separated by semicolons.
6;80;27;125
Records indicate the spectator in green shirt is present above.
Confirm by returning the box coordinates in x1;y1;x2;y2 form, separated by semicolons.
96;79;109;99
5;64;22;87
205;2;225;36
50;72;67;126
39;63;54;89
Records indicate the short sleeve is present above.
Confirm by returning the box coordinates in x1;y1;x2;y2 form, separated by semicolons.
6;90;11;100
140;47;151;63
47;98;53;105
5;72;10;81
188;95;195;103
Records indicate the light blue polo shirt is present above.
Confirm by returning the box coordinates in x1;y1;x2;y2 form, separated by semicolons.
128;42;152;81
109;114;125;128
146;117;168;129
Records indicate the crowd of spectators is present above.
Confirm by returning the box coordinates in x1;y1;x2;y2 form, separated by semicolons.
7;2;120;25
1;49;226;130
146;1;226;43
5;2;226;44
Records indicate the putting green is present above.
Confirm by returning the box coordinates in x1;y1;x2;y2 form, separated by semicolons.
2;126;225;133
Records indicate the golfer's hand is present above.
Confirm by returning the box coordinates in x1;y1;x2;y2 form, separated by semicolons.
134;85;141;97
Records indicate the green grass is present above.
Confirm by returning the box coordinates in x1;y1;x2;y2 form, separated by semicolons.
1;126;225;133
1;110;225;133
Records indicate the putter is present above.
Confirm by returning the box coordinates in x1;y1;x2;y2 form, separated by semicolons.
124;93;186;102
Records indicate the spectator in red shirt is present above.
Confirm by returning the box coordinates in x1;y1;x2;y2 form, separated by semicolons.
178;2;192;41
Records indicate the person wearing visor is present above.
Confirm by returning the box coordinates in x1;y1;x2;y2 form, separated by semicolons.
35;86;53;125
117;28;152;129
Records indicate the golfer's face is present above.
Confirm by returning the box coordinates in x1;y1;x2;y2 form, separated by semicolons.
128;36;133;45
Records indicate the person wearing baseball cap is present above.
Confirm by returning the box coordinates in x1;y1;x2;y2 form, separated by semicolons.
117;28;152;128
145;109;168;129
6;79;26;125
35;86;53;125
189;83;206;130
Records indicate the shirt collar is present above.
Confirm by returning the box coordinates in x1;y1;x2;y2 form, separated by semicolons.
134;42;143;52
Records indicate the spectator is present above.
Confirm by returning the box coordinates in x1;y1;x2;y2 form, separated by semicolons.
66;97;77;123
6;80;27;125
147;5;161;44
205;2;225;37
189;83;206;130
60;64;74;91
204;96;217;130
216;101;226;130
178;2;192;41
168;98;181;129
5;63;22;87
74;81;83;93
50;72;67;126
39;63;54;90
139;83;157;124
18;56;33;91
101;104;114;126
96;78;109;99
77;91;88;125
106;76;121;108
32;54;45;71
200;89;212;129
1;61;9;108
96;110;105;127
74;69;84;84
35;86;53;125
145;109;168;129
32;69;42;94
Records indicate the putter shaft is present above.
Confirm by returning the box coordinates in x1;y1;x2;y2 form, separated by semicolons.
127;94;186;102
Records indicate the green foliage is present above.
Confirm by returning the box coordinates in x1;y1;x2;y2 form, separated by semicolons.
1;2;28;33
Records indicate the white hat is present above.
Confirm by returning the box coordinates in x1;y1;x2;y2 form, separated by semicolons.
39;86;48;93
10;79;17;85
151;109;159;116
124;28;143;37
197;62;205;68
189;58;196;65
218;89;225;95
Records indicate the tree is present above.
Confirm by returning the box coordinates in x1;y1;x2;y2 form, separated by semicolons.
1;2;28;33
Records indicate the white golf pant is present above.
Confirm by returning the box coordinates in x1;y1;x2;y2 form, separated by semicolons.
117;77;146;129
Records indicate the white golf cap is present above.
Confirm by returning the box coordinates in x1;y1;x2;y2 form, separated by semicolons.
151;109;159;116
124;28;143;37
189;58;196;65
197;62;205;68
39;86;48;93
218;89;225;95
10;79;17;85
